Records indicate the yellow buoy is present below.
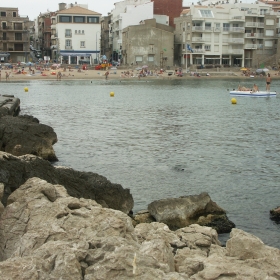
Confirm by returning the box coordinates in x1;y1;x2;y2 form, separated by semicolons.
231;98;237;104
24;87;28;92
110;91;114;97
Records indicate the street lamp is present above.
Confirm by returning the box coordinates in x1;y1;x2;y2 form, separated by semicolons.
96;31;100;64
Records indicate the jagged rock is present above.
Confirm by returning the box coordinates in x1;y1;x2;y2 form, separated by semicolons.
148;192;235;233
0;115;58;161
0;178;280;280
0;183;4;216
270;206;280;222
0;152;134;213
132;209;156;226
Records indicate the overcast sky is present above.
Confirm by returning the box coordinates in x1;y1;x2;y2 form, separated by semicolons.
3;0;254;20
3;1;117;20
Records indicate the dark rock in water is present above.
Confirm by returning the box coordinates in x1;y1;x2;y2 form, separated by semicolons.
148;192;235;233
0;152;134;214
270;206;280;223
0;115;57;161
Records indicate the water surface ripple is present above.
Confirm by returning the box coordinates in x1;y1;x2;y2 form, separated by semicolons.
2;78;280;248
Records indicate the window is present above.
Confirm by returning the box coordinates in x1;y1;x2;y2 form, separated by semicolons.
13;12;17;17
80;41;85;48
148;55;154;62
87;17;99;23
75;30;77;34
265;29;274;36
65;39;72;49
199;10;213;18
265;40;273;47
15;33;22;40
74;16;85;23
135;56;143;62
65;29;72;37
0;12;6;17
266;19;274;25
205;22;211;30
149;44;154;52
82;30;84;34
205;45;211;51
223;23;230;32
59;16;72;23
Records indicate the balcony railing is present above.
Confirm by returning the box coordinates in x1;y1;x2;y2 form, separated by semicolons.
244;44;257;49
192;37;204;42
228;49;244;54
65;45;72;49
228;38;244;44
65;33;72;38
230;16;245;21
245;22;264;28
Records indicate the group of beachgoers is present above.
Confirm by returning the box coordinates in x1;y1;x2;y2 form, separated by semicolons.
238;73;272;92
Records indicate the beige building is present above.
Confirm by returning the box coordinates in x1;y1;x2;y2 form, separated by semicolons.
0;7;31;63
122;19;174;68
174;1;280;69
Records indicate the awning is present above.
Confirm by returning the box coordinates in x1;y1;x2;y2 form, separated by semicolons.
60;51;97;57
0;52;10;57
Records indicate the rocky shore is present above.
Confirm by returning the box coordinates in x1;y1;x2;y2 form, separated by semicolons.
0;112;280;279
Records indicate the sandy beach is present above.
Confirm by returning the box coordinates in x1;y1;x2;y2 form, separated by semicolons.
1;65;280;82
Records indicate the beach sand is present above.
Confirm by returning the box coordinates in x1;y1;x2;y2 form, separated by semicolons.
1;66;280;82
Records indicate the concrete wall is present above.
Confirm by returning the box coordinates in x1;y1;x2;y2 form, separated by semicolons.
123;19;174;68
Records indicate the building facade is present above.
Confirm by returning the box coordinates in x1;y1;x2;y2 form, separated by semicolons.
175;1;280;69
110;0;154;62
51;3;101;65
152;0;183;28
122;18;174;68
100;15;112;62
0;7;31;63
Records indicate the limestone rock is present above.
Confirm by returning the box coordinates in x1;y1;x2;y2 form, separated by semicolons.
0;152;134;213
148;192;234;233
0;115;57;161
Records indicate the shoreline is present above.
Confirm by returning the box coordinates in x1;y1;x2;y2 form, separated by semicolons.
2;67;280;82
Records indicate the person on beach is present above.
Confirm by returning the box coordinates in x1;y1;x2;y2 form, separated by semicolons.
105;70;109;80
266;73;271;91
57;71;62;81
5;71;9;81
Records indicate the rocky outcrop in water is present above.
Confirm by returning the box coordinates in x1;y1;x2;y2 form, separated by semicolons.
270;206;280;222
0;115;57;161
0;178;279;280
0;152;134;214
147;193;235;233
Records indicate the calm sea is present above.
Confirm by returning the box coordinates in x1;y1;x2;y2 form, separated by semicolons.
1;77;280;248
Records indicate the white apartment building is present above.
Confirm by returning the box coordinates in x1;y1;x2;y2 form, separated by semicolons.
175;1;280;69
51;3;101;65
110;0;154;61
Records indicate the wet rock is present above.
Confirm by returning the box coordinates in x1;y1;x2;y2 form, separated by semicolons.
0;152;134;213
148;192;234;233
270;206;280;222
0;115;57;161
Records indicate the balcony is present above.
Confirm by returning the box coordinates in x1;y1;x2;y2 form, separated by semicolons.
51;34;57;39
228;49;244;54
230;16;245;22
65;45;72;50
228;38;244;44
65;33;72;38
192;37;203;42
228;27;245;33
245;32;263;38
244;44;257;49
245;22;264;28
192;26;203;31
190;48;205;53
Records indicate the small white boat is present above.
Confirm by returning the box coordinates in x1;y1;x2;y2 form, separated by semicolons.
230;90;277;97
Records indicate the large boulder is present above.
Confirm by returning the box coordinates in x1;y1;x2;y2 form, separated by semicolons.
0;152;134;214
147;192;235;233
0;178;280;279
0;115;57;161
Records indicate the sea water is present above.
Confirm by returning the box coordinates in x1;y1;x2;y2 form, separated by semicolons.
2;77;280;248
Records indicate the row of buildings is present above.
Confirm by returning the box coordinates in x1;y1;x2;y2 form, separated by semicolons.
1;0;280;69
